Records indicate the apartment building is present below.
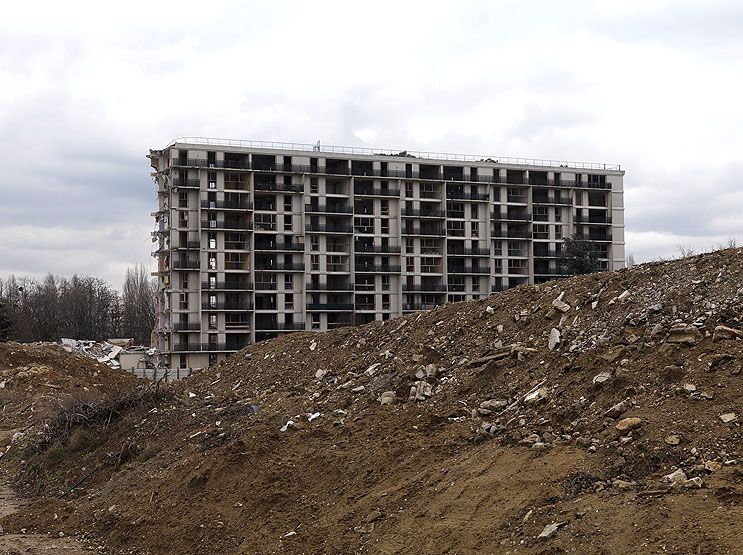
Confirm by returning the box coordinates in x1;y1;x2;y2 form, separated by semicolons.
149;138;625;370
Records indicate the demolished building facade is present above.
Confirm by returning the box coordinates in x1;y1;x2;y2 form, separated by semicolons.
149;138;625;370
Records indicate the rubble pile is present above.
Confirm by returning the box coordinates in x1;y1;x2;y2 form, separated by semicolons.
59;338;155;370
0;248;741;555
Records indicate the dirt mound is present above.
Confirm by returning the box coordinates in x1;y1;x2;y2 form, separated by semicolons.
0;342;142;431
1;249;741;554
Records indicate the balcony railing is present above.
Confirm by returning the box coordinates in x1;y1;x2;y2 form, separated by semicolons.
202;302;255;310
533;196;572;205
305;223;353;233
305;282;354;291
254;263;306;272
448;267;490;274
402;283;447;292
201;281;253;290
255;322;306;331
254;182;305;193
172;260;200;270
491;212;532;222
354;243;401;254
172;178;201;188
304;204;353;214
200;200;253;210
172;322;201;331
171;343;229;352
446;192;489;201
306;303;354;311
574;214;612;224
447;247;491;257
491;230;532;239
353;187;401;197
402;227;446;236
354;264;402;273
201;221;252;230
254;282;278;290
401;208;446;218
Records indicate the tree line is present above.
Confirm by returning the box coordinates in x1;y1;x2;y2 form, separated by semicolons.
0;265;156;345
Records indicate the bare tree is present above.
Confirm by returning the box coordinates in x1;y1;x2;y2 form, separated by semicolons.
0;273;123;342
121;265;156;345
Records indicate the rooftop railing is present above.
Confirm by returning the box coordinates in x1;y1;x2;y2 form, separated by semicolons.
165;137;622;171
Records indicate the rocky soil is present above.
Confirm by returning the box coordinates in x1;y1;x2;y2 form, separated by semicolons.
1;248;741;554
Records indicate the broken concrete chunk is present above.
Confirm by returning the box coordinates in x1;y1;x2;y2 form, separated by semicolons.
605;400;628;418
663;468;687;483
552;298;571;313
592;370;611;385
548;328;561;350
719;413;737;423
666;325;702;345
379;391;396;405
713;325;743;341
538;522;564;540
615;417;642;431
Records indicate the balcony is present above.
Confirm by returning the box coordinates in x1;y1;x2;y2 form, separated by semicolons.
256;322;306;331
445;191;489;201
201;281;253;291
201;302;255;311
353;187;401;197
576;181;611;190
172;178;200;188
173;241;201;250
254;281;279;291
448;266;490;274
491;212;532;222
306;303;354;311
171;343;229;352
354;243;401;254
506;195;528;204
533;196;572;205
224;321;251;331
574;232;612;242
254;241;305;251
491;230;532;239
354;264;402;273
254;163;310;173
402;283;447;292
401;208;446;218
172;260;200;270
304;204;353;214
574;213;612;224
417;190;442;200
172;322;201;332
200;200;253;210
201;220;252;231
255;262;306;272
305;223;353;233
254;182;304;194
547;179;577;188
402;226;446;236
447;247;491;257
305;282;354;291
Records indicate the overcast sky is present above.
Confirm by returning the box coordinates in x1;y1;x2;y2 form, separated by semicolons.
1;0;742;287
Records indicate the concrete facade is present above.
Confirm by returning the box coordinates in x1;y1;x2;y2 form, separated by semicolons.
149;138;625;370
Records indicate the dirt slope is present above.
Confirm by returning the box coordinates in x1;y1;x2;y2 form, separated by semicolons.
1;248;741;554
